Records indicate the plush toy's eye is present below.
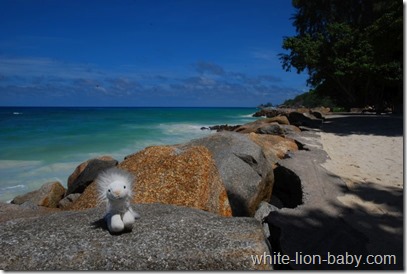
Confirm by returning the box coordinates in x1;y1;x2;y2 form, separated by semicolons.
123;186;126;189
108;189;111;192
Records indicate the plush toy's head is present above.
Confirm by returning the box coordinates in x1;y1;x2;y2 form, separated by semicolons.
106;179;131;201
97;168;134;203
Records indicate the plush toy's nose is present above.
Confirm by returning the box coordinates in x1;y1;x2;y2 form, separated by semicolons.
114;190;121;196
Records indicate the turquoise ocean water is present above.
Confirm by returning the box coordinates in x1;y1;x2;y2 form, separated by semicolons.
0;107;257;202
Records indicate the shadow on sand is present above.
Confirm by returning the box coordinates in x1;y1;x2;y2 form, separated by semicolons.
266;180;403;270
321;114;403;137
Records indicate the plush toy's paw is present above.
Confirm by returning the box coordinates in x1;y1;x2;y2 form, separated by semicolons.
122;210;135;230
107;214;124;233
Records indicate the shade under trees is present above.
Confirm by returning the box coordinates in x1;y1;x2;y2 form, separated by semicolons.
280;0;403;112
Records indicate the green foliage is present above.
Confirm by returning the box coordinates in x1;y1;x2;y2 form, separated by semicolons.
280;0;403;110
332;107;346;113
282;89;336;109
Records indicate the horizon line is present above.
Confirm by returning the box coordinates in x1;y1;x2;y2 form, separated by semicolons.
0;105;259;108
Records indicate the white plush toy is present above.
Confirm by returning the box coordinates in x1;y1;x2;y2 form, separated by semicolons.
97;168;140;233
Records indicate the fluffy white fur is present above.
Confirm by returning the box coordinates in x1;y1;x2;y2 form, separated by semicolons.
96;168;140;233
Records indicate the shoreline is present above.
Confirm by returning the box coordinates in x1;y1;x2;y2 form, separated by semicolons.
0;107;258;202
0;108;403;270
5;109;403;206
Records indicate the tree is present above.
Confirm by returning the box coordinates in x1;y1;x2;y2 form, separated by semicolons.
280;0;403;111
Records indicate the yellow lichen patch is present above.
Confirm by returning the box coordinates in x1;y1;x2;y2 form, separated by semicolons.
69;145;232;217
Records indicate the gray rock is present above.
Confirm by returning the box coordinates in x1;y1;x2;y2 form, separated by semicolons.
0;202;54;223
58;193;82;209
311;111;324;119
182;131;274;217
256;124;285;135
254;201;279;239
262;128;403;270
0;204;272;271
14;200;40;210
66;158;118;195
254;201;279;222
288;111;323;128
280;124;302;135
11;181;66;208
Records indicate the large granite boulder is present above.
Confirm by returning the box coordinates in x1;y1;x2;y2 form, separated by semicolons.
67;182;99;210
182;132;274;217
255;123;285;135
11;181;66;208
311;106;331;115
252;108;291;118
69;146;232;217
58;193;82;209
66;156;118;196
248;133;299;163
121;145;232;216
257;124;301;136
0;204;272;270
234;116;290;134
207;124;241;132
0;202;57;223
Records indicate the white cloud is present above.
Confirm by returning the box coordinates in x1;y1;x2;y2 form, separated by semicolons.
0;56;103;80
0;56;305;106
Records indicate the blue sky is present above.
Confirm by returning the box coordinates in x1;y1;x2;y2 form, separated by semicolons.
0;0;308;107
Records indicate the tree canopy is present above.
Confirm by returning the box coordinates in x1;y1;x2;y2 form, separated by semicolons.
280;0;403;112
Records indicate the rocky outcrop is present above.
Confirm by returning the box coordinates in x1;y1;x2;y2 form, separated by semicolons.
58;193;81;209
0;203;272;271
208;115;305;136
234;117;290;134
248;133;299;164
287;111;323;128
0;202;57;223
255;123;285;135
69;146;232;217
122;145;232;216
206;124;241;132
252;107;329;129
182;132;274;217
67;181;99;210
254;201;279;239
11;181;66;208
260;129;403;270
252;108;291;118
311;106;330;115
6;111;403;270
254;123;301;137
66;156;118;196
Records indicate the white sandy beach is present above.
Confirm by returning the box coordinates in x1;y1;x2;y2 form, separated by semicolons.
321;130;403;189
319;114;403;259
